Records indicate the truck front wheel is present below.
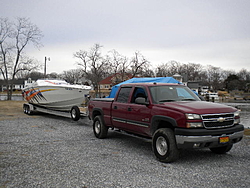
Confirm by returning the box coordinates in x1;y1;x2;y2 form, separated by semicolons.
210;144;233;154
152;128;179;163
93;115;108;139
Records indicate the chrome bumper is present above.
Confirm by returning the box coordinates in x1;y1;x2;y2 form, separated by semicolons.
175;130;244;149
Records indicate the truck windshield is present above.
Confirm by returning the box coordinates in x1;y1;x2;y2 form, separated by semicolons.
149;85;200;104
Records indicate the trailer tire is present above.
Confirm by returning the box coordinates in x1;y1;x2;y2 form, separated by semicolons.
93;115;108;139
152;128;179;163
27;105;32;115
23;104;32;115
70;106;81;121
23;104;27;114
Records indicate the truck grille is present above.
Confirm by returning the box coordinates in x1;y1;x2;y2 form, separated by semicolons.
201;113;235;129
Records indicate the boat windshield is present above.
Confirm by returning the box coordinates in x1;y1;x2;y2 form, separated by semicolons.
149;85;200;104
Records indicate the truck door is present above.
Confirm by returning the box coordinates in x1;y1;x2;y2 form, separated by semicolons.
126;87;151;135
111;86;132;129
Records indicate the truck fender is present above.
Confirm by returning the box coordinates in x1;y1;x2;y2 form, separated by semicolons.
150;115;178;135
91;107;104;120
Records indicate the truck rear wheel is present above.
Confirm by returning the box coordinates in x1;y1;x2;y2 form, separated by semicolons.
210;144;233;154
93;115;108;139
152;128;179;163
70;106;80;121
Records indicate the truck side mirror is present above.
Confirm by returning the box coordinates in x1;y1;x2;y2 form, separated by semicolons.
135;97;149;105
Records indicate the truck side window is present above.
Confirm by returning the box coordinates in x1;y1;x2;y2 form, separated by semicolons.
116;87;132;103
131;87;147;103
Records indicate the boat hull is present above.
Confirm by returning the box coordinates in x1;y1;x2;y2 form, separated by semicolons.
22;86;89;111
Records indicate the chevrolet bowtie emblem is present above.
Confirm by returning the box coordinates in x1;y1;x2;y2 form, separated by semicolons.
217;117;225;122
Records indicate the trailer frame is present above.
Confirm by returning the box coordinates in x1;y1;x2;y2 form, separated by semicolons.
23;103;88;121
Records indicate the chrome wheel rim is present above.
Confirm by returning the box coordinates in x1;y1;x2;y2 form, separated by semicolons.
94;121;101;134
156;136;168;156
71;109;76;118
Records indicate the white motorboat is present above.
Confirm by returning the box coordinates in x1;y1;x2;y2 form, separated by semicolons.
22;79;92;111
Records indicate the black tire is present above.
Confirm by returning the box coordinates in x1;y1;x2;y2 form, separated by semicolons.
70;106;81;121
152;128;179;163
210;144;233;154
93;115;108;139
23;104;27;114
23;104;32;115
26;105;31;115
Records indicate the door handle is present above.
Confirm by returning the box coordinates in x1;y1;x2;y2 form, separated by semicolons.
114;106;117;109
128;107;132;111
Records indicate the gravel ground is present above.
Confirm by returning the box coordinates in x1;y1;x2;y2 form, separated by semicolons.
0;114;250;188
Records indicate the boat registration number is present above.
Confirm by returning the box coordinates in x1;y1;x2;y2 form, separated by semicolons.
219;136;229;144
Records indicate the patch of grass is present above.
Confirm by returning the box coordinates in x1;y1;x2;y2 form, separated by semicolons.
0;100;25;109
0;90;22;95
244;129;250;136
0;100;26;120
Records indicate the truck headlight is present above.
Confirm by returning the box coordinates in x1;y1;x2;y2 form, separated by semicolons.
186;122;203;128
234;110;240;117
186;114;201;120
234;110;240;125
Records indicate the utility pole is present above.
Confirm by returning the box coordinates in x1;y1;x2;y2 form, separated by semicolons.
44;56;50;78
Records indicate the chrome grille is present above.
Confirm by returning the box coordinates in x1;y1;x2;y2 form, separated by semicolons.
201;113;235;129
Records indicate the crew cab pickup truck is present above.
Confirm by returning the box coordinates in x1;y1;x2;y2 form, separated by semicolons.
88;83;244;162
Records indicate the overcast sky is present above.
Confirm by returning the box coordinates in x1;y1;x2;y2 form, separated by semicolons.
2;0;250;74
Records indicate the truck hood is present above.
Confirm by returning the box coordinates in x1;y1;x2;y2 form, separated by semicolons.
159;101;237;114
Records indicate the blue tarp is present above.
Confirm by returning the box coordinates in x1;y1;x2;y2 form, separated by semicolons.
108;77;181;98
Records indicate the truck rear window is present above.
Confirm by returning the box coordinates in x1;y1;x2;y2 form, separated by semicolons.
116;87;132;103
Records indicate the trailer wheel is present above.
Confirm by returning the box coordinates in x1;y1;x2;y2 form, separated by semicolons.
70;106;81;121
210;144;233;154
23;104;27;114
93;115;108;139
152;128;179;163
23;104;32;115
27;105;32;115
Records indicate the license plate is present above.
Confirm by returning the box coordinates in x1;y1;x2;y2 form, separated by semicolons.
219;136;229;143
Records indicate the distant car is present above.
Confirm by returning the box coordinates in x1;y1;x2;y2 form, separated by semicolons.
205;93;219;100
234;95;244;100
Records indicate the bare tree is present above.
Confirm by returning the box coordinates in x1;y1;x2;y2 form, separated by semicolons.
60;69;84;84
74;44;110;97
0;17;43;100
155;63;169;77
141;68;155;77
24;71;44;80
167;60;183;76
183;63;204;81
130;51;150;77
155;60;183;77
237;68;250;81
221;70;236;82
107;49;130;82
206;65;224;91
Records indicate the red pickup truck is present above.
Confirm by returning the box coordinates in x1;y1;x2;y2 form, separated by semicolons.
88;83;244;162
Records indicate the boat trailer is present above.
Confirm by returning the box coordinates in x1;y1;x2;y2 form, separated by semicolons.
23;103;88;121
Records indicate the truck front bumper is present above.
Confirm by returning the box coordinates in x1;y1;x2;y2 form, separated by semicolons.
175;124;244;149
